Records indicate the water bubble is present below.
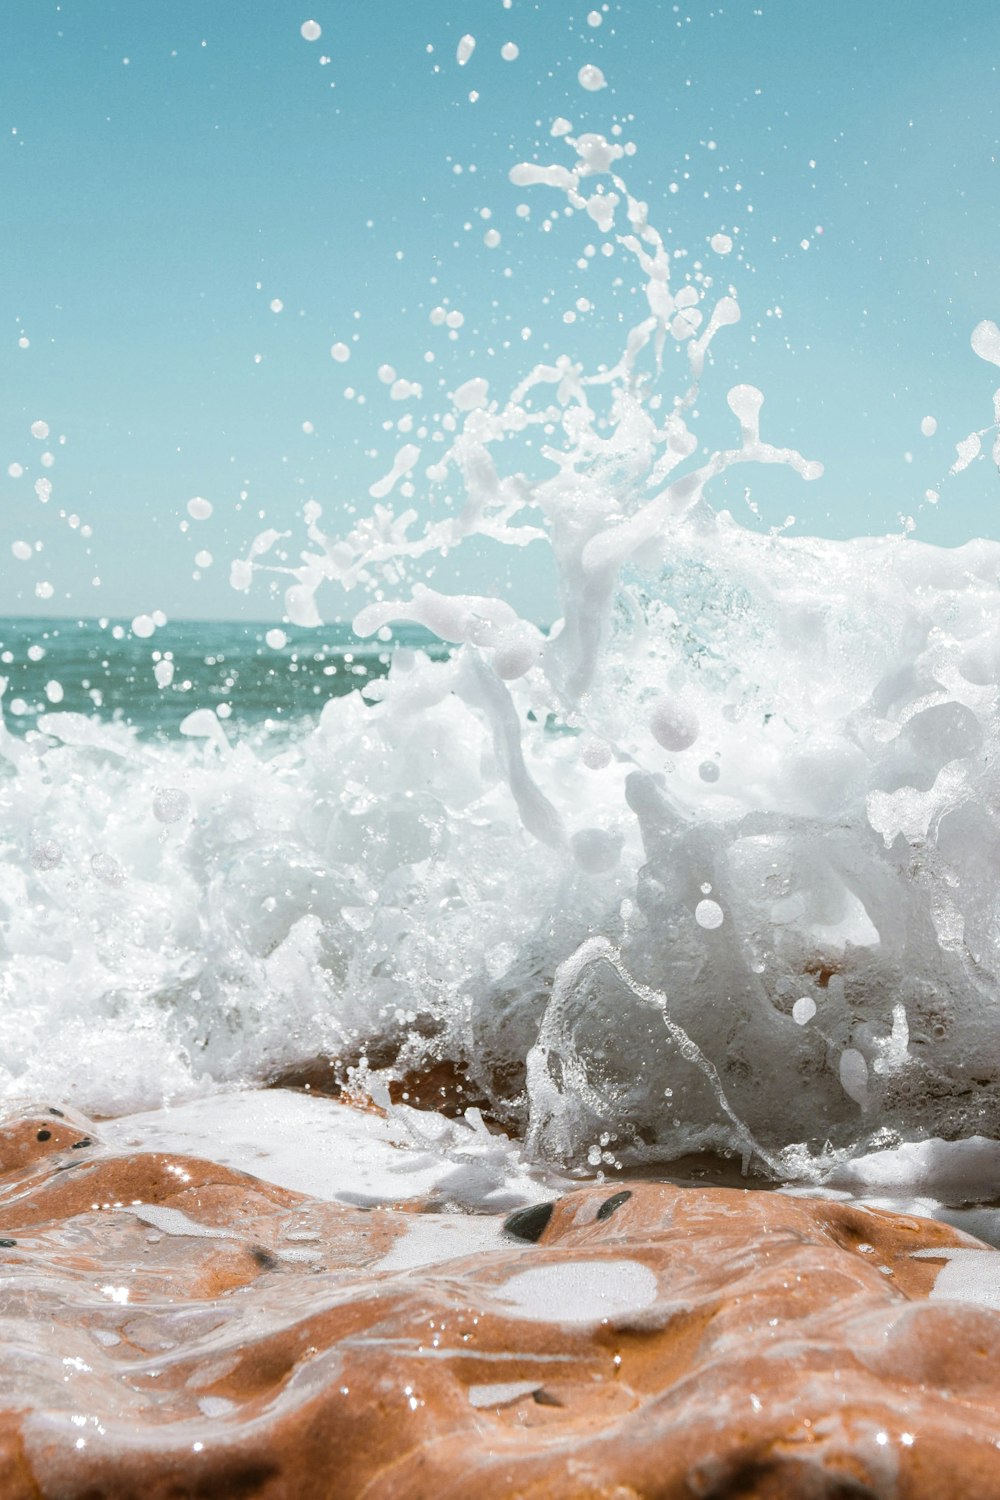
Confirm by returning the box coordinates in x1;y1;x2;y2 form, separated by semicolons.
31;839;63;871
90;853;125;888
300;19;321;41
695;898;724;930
500;42;519;61
649;697;699;752
153;659;175;688
30;420;49;440
8;463;24;478
187;497;213;520
710;233;733;255
971;320;1000;367
456;33;476;65
920;415;937;437
698;760;720;782
839;1048;869;1107
587;9;603;24
269;298;284;313
11;541;31;561
578;63;606;91
194;550;213;568
484;228;501;248
580;737;612;769
44;680;63;704
265;628;288;650
453;376;489;411
131;614;155;639
152;787;190;824
792;996;816;1025
330;342;350;362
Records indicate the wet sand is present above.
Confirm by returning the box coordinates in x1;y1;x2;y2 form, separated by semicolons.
3;1100;1000;1498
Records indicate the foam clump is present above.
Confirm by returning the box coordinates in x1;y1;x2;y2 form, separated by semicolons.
648;696;699;752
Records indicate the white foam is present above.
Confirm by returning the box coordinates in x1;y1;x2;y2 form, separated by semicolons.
122;1204;232;1240
492;1260;658;1323
468;1381;540;1407
101;1091;553;1211
373;1215;505;1272
911;1248;1000;1309
971;320;1000;367
826;1137;1000;1202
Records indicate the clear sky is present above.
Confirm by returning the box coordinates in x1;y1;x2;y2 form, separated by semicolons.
3;0;1000;622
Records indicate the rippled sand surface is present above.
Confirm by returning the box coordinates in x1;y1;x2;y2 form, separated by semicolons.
3;1099;1000;1498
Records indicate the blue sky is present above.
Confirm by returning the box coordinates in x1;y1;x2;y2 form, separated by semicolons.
3;0;1000;622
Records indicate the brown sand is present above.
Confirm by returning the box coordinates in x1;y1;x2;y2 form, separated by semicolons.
2;1102;1000;1498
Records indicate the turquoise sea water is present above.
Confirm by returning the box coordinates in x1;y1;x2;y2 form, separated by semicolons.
0;617;448;738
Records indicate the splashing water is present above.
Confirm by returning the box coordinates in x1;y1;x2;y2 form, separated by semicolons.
4;125;1000;1184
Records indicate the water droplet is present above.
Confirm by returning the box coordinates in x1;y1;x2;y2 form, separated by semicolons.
153;788;190;825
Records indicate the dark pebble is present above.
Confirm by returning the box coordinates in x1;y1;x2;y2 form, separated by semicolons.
0;1239;16;1249
503;1201;555;1243
249;1245;279;1271
36;1129;51;1143
596;1190;633;1222
532;1387;564;1407
70;1138;92;1150
48;1107;65;1118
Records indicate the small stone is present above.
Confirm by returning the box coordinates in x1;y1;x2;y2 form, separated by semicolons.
596;1190;633;1222
503;1202;556;1243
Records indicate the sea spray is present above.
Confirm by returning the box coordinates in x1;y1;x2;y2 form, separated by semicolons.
229;128;1000;1171
3;129;1000;1180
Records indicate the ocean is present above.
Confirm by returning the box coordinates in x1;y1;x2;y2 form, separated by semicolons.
0;617;449;739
